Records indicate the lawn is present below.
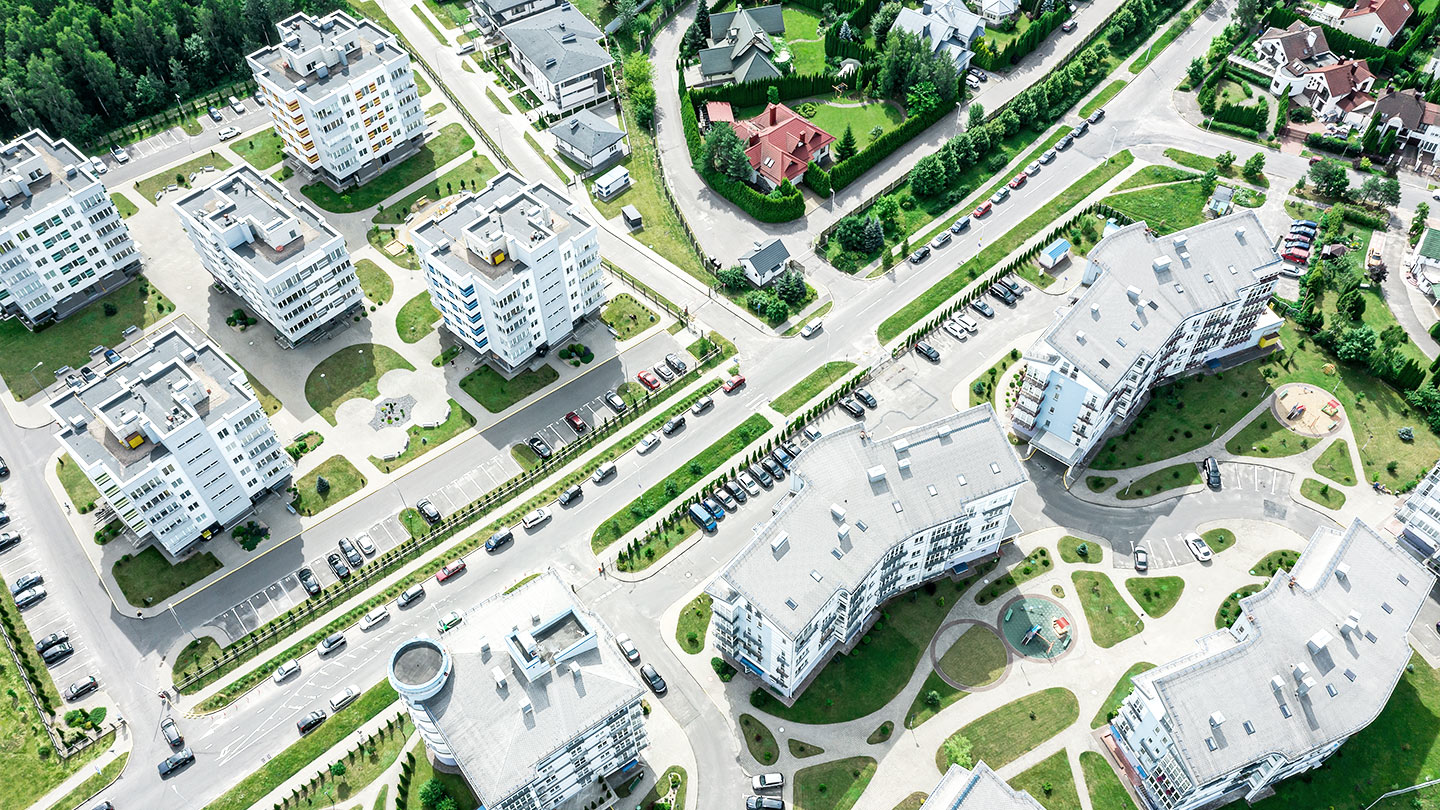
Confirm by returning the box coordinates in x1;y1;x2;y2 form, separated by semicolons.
1301;477;1346;510
1102;180;1209;235
1009;750;1083;810
110;192;138;218
773;361;858;415
1114;164;1199;191
629;767;686;810
373;154;497;224
740;714;779;766
791;739;826;758
112;546;223;607
45;752;128;810
1058;535;1103;564
56;454;100;512
504;573;542;594
511;443;541;471
807;98;906;149
1125;576;1185;618
935;625;1008;688
782;4;823;37
1072;572;1143;647
354;259;394;305
935;688;1079;771
291;455;367;516
368;400;476;472
300;123;475;213
1226;412;1309;458
907;669;970;730
136;151;234;202
1115;463;1201;500
1215;583;1266;629
244;370;283;416
173;636;222;678
868;721;894;744
1313;439;1357;486
1203;527;1236;554
794;756;877;810
396;291;441;343
460;363;558;413
1165;147;1270;188
398;742;478;810
1080;80;1128;118
590;119;705;283
1080;751;1139;810
601;293;659;340
1093;380;1255;471
1252;549;1300;577
1131;0;1215;72
231;128;286;170
304;344;415;424
1086;476;1117;492
975;547;1053;605
676;593;712;654
424;0;469;26
1090;662;1156;728
892;794;929;810
412;4;449;44
970;348;1022;407
0;276;173;400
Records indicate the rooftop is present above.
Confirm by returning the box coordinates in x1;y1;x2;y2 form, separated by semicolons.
0;130;99;227
551;110;625;158
249;11;407;98
501;4;612;84
713;406;1026;637
922;762;1045;810
175;166;339;279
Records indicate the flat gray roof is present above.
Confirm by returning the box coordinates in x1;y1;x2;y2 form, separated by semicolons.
176;166;338;280
0;130;97;227
921;763;1045;810
250;11;406;97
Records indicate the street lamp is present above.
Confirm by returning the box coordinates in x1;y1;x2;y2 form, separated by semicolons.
27;360;43;396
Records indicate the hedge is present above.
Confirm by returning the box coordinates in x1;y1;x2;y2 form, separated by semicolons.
830;97;956;190
691;71;854;107
1340;204;1389;230
1305;132;1360;155
1264;6;1401;71
1206;120;1262;140
805;161;832;196
705;171;806;221
1214;100;1266;131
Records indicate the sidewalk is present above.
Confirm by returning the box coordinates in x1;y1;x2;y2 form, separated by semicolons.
29;738;131;810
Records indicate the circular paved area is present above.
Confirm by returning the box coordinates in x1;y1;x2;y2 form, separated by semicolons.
1270;382;1346;438
999;595;1076;661
928;620;1011;692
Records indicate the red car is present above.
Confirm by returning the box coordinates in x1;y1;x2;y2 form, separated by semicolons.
565;411;588;433
972;201;992;218
436;560;467;582
1008;172;1028;189
722;375;746;393
637;370;661;391
1282;247;1310;263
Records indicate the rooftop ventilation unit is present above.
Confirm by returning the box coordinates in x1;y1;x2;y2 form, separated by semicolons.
1335;563;1351;581
771;532;790;556
521;697;534;715
897;459;910;474
1243;721;1256;734
837;525;850;543
1326;683;1338;697
1204;737;1217;751
1293;662;1311;681
1076;330;1086;344
1235;226;1246;240
892;501;903;513
937;424;953;439
1126;286;1141;302
927;485;938;496
492;666;508;690
1173;234;1188;249
990;462;1002;474
1152;256;1172;272
531;612;542;626
1271;674;1285;691
518;630;538;657
562;32;576;43
867;465;886;483
545;57;558;68
785;598;798;610
1306;630;1333;655
1091;303;1101;316
1297;676;1317;697
1209;712;1225;727
895;439;910;454
810;570;823;582
957;474;967;486
479;636;490;655
830;503;846;522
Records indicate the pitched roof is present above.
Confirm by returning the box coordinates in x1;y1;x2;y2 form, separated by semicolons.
1418;227;1440;261
891;0;985;59
501;4;612;84
1257;21;1330;64
709;4;785;37
731;103;836;186
740;237;789;274
699;5;785;81
1340;0;1413;33
921;762;1046;810
1308;59;1373;97
1374;87;1434;130
551;110;625;158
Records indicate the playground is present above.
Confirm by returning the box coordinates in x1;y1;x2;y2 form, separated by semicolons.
1000;595;1075;661
1271;382;1346;438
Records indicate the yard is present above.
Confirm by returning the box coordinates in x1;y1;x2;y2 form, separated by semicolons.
112;546;223;607
1009;751;1083;810
1252;549;1300;577
794;756;877;810
1313;439;1356;485
805;97;906;149
56;454;100;512
1300;477;1346;509
773;361;858;414
1116;463;1201;499
601;293;660;341
1080;751;1140;810
1215;583;1266;628
1225;412;1310;458
368;400;476;472
290;455;367;516
969;349;1021;408
300;123;475;213
676;593;712;654
1072;571;1143;647
1093;371;1259;470
373;155;497;224
974;547;1053;605
230;129;286;170
1125;575;1185;618
1090;662;1156;728
1102;179;1210;235
136;152;233;203
1113;164;1199;191
459;363;558;413
1058;535;1103;564
354;259;394;305
935;625;1008;688
934;687;1079;771
110;192;138;218
396;291;441;343
304;344;415;424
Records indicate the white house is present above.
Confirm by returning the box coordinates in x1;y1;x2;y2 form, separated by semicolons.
1406;227;1440;297
1300;60;1376;124
980;0;1018;24
1372;87;1440;155
738;238;790;287
890;0;986;72
551;110;627;170
1319;0;1414;46
501;4;613;115
1256;21;1335;98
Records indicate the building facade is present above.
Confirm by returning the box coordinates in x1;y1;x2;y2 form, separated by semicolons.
1373;87;1440;156
1394;459;1440;565
551;110;627;170
1106;519;1431;810
388;571;647;810
1325;0;1413;46
411;171;605;373
249;11;426;191
48;325;292;559
500;4;613;115
174;166;363;348
1013;213;1283;470
0;130;141;328
706;407;1026;703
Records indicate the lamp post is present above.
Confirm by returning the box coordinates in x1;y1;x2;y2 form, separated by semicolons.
27;360;43;396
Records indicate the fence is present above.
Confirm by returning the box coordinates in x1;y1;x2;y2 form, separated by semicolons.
603;258;690;325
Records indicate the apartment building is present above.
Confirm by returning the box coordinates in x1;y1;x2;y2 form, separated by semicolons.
388;571;648;810
0;130;140;328
706;407;1026;704
500;4;613;114
174;166;362;348
1106;518;1430;810
1013;212;1283;470
1394;459;1440;566
249;11;426;191
48;325;292;559
411;171;605;373
922;762;1045;810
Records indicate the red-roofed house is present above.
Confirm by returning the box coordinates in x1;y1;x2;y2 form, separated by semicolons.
721;102;836;190
1300;59;1377;125
1330;0;1413;46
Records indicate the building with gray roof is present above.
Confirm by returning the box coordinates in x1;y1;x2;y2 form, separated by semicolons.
1013;212;1284;469
551;110;628;170
921;762;1046;810
388;570;647;810
48;322;291;558
1108;518;1431;810
1395;460;1440;567
706;406;1025;703
698;5;786;85
739;237;790;287
891;0;986;72
473;0;564;28
501;4;613;114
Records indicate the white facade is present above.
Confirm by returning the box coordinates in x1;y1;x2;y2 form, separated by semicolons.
412;171;605;373
707;408;1025;703
1014;213;1283;469
174;166;362;347
249;11;426;191
0;130;141;327
48;325;292;558
1395;460;1440;564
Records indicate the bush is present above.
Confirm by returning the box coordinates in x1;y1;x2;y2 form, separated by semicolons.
1207;120;1261;140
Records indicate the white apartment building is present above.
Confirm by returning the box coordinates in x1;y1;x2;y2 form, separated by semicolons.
1013;212;1284;470
174;166;362;348
0;130;140;328
411;171;605;373
1394;459;1440;566
1107;518;1431;810
387;571;648;810
706;407;1026;703
48;325;292;559
249;11;426;191
922;762;1045;810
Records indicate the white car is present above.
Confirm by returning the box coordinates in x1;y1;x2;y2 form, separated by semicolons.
738;471;761;496
272;659;300;685
953;314;979;333
330;685;361;711
801;321;823;338
228;95;245;114
356;532;377;556
1026;160;1042;175
217;126;241;141
1184;532;1213;562
359;607;389;631
637;433;661;454
88;156;107;174
110;146;130;164
455;40;477;55
943;321;967;341
615;633;640;663
753;773;784;791
521;507;551;529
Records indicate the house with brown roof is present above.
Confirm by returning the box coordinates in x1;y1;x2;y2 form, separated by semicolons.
710;102;835;191
1372;87;1440;154
1319;0;1414;46
1300;59;1376;125
1256;22;1339;95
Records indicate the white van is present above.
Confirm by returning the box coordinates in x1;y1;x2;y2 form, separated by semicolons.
521;507;551;529
454;40;477;55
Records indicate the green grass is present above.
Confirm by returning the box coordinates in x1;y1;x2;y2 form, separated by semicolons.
1125;576;1185;618
782;4;823;37
423;0;470;25
1301;477;1346;509
1090;662;1156;728
1059;535;1103;564
136;152;234;202
1251;549;1300;577
230;128;286;170
374;155;498;224
773;361;858;414
867;721;894;744
936;625;1008;688
110;192;138;218
970;349;1022;407
1226;412;1309;458
243;370;283;416
676;593;712;654
304;344;415;424
396;291;441;343
1080;751;1139;810
300;123;474;213
368;400;476;472
906;670;969;730
504;573;542;594
1073;572;1143;647
740;714;779;766
398;741;480;810
601;293;659;340
1215;583;1266;628
415;71;432;96
174;636;222;677
1086;476;1117;492
1113;164;1199;191
935;688;1079;771
1116;463;1201;500
1093;370;1261;469
1009;750;1083;810
1313;439;1357;486
629;767;687;810
486;86;511;113
460;363;558;413
511;443;541;471
426;102;446;116
1203;528;1236;554
291;455;367;516
45;751;128;810
525;131;570;182
412;4;449;43
1102;180;1209;235
879;152;1134;343
354;259;394;305
1130;0;1213;72
794;756;877;810
807;98;906;148
975;547;1053;605
791;739;826;758
0;276;173;400
1080;80;1128;117
56;454;100;512
892;794;929;810
1165;147;1270;188
112;546;223;607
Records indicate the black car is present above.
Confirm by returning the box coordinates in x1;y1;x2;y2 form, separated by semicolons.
639;663;667;695
527;436;553;459
914;341;941;362
1087;108;1105;124
971;300;995;318
908;246;931;264
35;632;68;654
157;747;195;777
1057;133;1074;149
989;285;1017;306
1075;119;1090;135
339;537;363;569
0;456;9;476
41;642;75;666
65;676;99;701
1204;456;1222;489
761;457;785;481
726;481;748;503
665;353;688;374
417;500;441;524
327;552;350;580
297;710;327;735
839;397;865;418
485;528;514;552
298;567;321;596
854;388;878;409
161;717;183;747
10;572;41;595
0;531;17;552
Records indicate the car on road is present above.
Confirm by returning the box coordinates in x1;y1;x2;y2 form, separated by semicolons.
639;663;667;695
157;747;195;777
909;246;931;264
14;586;45;609
972;200;993;218
663;416;686;435
454;40;477;55
753;773;784;791
930;231;952;249
1133;547;1149;571
565;411;589;433
715;488;738;511
800;321;823;337
605;390;627;413
161;717;183;747
296;710;327;735
360;607;389;631
990;187;1010;204
1008;172;1028;189
839;397;865;418
971;300;995;318
339;537;363;568
739;472;761;496
666;353;688;374
89;156;107;174
653;363;676;382
944;321;967;341
691;395;714;415
398;584;425;607
110;146;130;163
65;676;99;701
954;314;979;333
1062;18;1077;30
855;388;878;409
1057;133;1074;149
327;553;350;580
637;370;661;390
558;484;583;506
438;610;463;632
218;126;241;140
272;660;300;684
950;217;971;234
355;532;376;556
723;375;747;392
331;685;361;711
1204;456;1222;489
915;341;941;362
593;461;618;483
522;507;552;529
418;499;442;524
703;497;725;520
1185;532;1214;562
638;433;662;454
10;573;41;595
35;632;68;654
1026;160;1042;175
616;633;640;663
528;436;553;459
746;797;784;810
726;480;748;503
436;559;467;582
318;633;346;655
298;567;321;596
207;106;223;122
1040;148;1057;163
41;642;74;666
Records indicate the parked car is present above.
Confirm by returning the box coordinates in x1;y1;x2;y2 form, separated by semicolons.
954;314;979;333
110;146;130;163
356;532;376;556
665;353;688;374
1040;148;1057;163
746;798;784;810
339;537;363;569
298;567;321;596
971;300;995;318
41;642;74;665
972;201;993;218
990;187;1010;204
89;156;107;174
522;507;552;529
950;217;971;234
726;480;749;503
715;488;738;511
691;395;714;415
990;285;1017;306
103;348;122;364
438;610;463;632
14;586;46;609
605;390;627;413
360;607;389;630
528;436;553;459
801;321;823;337
653;363;675;382
10;572;41;595
65;676;99;701
930;231;952;249
161;717;183;747
593;461;618;483
1057;133;1074;149
839;397;865;418
157;747;195;778
327;553;350;580
296;710;327;735
750;464;774;488
703;497;725;520
1088;109;1105;124
318;633;346;655
965;74;982;90
558;484;583;506
35;632;68;654
944;321;967;341
207;106;222;122
1075;119;1090;135
417;499;441;524
436;560;467;582
398;584;425;607
855;388;878;409
761;457;785;481
968;67;987;81
331;685;361;711
915;341;941;362
1293;219;1319;229
1282;247;1310;263
565;411;589;433
454;40;477;55
228;94;244;114
753;773;785;791
909;246;931;264
688;502;717;532
636;370;661;390
639;663;667;695
1008;172;1028;189
1026;160;1042;175
1204;456;1222;489
723;375;747;392
1133;547;1149;571
1185;532;1214;562
218;126;241;140
637;433;662;454
1062;18;1077;30
663;415;686;435
272;659;300;684
738;472;761;496
616;633;640;663
999;278;1025;298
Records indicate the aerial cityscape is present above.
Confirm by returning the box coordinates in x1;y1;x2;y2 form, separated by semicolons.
4;0;1440;808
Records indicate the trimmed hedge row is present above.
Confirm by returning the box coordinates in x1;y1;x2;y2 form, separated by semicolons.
805;161;832;196
831;98;957;190
1264;6;1404;71
1206;120;1262;141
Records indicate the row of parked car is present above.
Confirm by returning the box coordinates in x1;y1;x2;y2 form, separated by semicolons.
1279;218;1320;270
687;435;814;533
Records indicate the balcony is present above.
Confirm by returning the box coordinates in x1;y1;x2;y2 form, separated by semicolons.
1015;398;1039;417
1012;409;1035;430
1019;385;1045;404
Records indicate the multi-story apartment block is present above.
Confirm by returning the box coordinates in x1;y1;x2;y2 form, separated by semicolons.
1013;212;1284;470
48;325;292;559
1394;459;1440;567
922;762;1045;810
706;406;1026;703
411;171;605;373
388;571;648;810
173;166;362;348
248;11;426;191
0;130;140;328
500;4;613;114
1107;518;1430;810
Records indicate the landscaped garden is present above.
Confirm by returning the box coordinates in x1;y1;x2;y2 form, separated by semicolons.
304;344;415;425
136;152;233;202
300;124;475;213
1072;572;1143;647
368;400;477;472
1125;576;1185;618
1251;549;1300;578
935;687;1079;771
230;129;286;170
113;546;223;607
794;756;877;810
1115;463;1201;500
1225;412;1311;458
290;455;367;516
460;364;559;413
676;593;712;654
1092;370;1259;470
373;154;497;224
974;547;1053;605
601;293;659;340
1058;535;1102;564
740;714;779;766
396;291;441;343
1202;527;1236;554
